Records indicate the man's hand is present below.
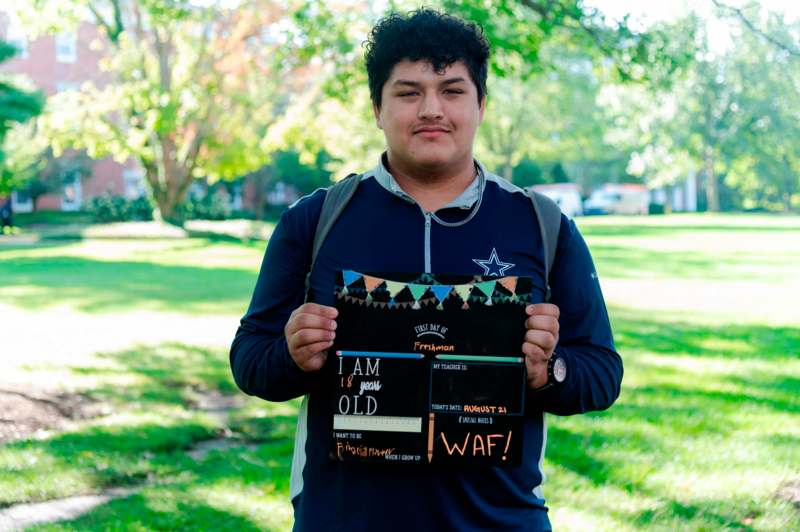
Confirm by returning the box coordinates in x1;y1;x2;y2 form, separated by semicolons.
285;303;338;372
522;303;560;389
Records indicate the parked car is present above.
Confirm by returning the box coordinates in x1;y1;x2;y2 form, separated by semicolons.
530;183;583;218
583;184;649;215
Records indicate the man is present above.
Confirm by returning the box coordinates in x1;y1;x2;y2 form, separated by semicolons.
231;9;622;531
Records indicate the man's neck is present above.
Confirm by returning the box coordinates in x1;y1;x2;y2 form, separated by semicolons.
386;153;477;213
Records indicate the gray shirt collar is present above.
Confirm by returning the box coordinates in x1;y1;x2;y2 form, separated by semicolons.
366;153;486;210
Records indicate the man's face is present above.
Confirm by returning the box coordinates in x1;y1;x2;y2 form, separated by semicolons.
373;60;485;175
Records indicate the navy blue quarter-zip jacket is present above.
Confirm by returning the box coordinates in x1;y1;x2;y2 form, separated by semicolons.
230;156;623;531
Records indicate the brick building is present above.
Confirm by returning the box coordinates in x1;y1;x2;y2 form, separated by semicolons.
0;11;146;213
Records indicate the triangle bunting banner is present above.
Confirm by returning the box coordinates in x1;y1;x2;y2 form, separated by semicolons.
343;270;362;287
385;281;405;298
430;285;453;304
453;284;472;303
408;284;429;302
474;281;497;298
363;275;384;294
498;276;518;295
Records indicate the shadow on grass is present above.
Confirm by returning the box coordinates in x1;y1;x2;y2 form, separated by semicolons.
578;223;800;238
1;342;299;529
589;243;797;281
61;493;267;531
541;308;800;528
72;343;241;406
5;313;799;529
0;255;257;314
612;311;800;361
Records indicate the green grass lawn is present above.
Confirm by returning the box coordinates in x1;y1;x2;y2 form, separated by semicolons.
1;213;798;531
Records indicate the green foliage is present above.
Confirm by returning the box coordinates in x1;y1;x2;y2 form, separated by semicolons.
511;158;544;187
0;40;45;195
86;195;154;223
271;149;334;195
18;0;353;220
618;7;800;212
178;191;230;221
442;0;697;83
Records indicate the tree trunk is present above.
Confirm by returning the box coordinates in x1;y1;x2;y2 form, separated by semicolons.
704;146;720;212
251;167;270;220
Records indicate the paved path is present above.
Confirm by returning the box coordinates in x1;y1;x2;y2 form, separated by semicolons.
0;488;136;531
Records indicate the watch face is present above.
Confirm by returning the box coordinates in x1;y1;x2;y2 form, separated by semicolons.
553;357;567;383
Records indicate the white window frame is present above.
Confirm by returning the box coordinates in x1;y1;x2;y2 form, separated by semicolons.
11;190;34;213
60;180;82;211
7;22;28;59
55;32;77;64
123;168;146;199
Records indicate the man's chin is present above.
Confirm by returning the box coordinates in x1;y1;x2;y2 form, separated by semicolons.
406;150;457;170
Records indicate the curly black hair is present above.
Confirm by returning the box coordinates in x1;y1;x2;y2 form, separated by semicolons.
364;9;490;108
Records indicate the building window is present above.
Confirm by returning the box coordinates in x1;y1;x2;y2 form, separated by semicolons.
123;168;146;199
61;180;82;211
7;22;28;59
55;81;80;93
11;190;34;213
55;32;77;63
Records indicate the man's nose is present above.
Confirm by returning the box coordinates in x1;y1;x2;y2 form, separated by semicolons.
418;93;444;120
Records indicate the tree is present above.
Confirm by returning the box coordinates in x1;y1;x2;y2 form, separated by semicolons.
0;40;45;196
444;0;695;84
619;6;800;212
17;0;354;222
270;0;696;182
23;149;92;211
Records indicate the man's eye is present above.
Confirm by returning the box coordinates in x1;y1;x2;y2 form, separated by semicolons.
445;89;464;94
398;92;418;97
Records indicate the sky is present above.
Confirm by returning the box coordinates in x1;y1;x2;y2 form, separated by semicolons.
584;0;800;53
587;0;800;24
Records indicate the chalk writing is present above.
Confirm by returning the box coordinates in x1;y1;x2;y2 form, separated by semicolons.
463;405;507;414
336;442;395;460
359;380;382;395
413;341;455;352
431;362;467;371
440;430;513;460
458;416;493;425
413;323;449;336
339;374;354;389
338;395;378;415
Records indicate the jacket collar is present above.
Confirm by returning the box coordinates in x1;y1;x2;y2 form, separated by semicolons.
366;152;485;211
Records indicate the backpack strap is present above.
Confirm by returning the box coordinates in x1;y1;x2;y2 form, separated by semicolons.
304;173;361;300
527;190;562;302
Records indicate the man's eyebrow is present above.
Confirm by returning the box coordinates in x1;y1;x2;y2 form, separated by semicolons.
391;77;468;88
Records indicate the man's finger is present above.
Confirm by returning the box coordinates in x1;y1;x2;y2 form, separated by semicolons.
291;328;336;349
287;313;337;335
293;344;331;371
524;330;557;351
521;341;546;360
525;303;560;318
525;315;559;334
296;303;339;319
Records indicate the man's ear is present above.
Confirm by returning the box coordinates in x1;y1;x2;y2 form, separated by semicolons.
478;95;487;124
372;101;383;129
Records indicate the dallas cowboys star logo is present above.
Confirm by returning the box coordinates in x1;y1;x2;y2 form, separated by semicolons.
472;248;515;276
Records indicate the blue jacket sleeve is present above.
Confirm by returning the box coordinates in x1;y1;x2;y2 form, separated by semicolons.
229;191;326;402
533;216;623;415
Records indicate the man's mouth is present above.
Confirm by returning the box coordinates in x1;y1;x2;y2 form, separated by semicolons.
413;126;450;137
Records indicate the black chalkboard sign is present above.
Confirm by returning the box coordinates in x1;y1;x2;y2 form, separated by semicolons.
329;271;531;467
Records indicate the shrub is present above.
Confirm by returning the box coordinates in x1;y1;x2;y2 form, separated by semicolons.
178;192;230;221
86;195;154;222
